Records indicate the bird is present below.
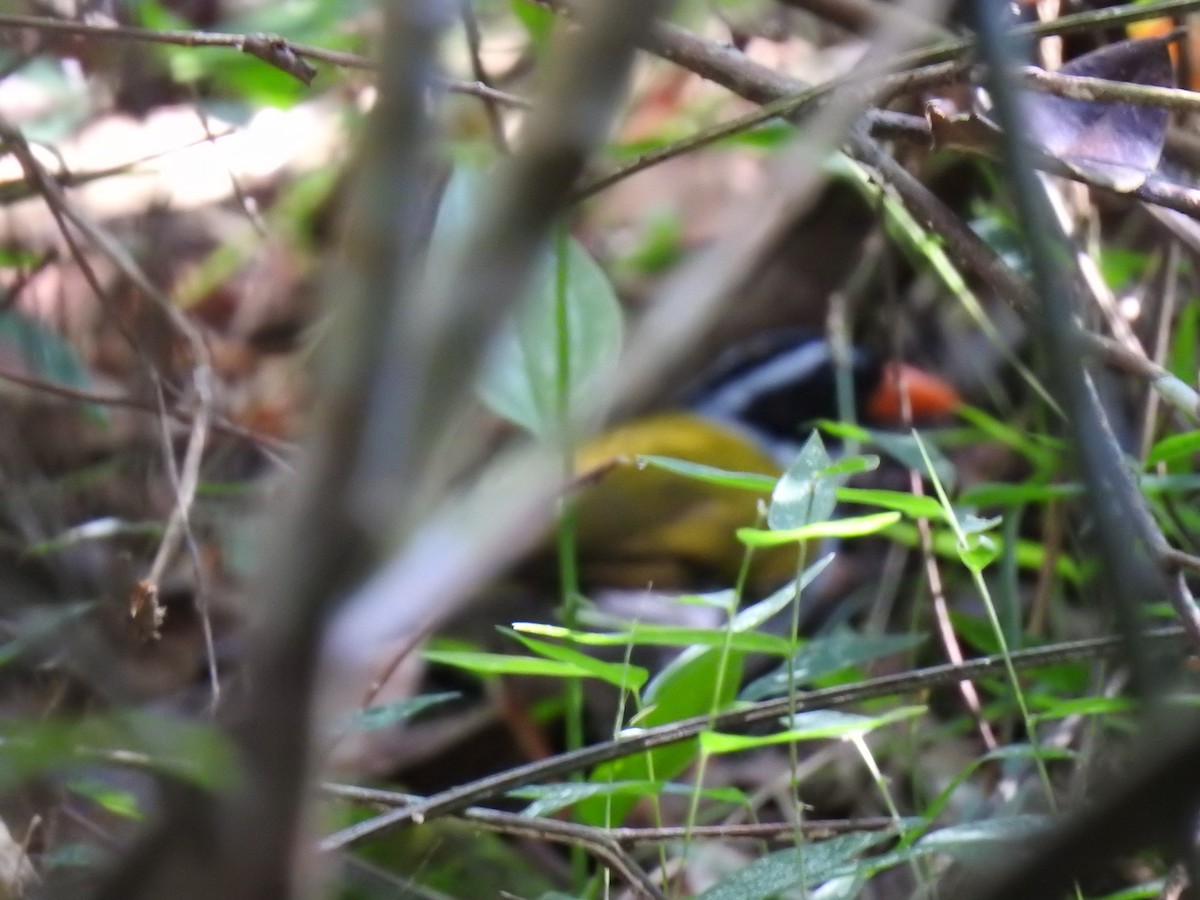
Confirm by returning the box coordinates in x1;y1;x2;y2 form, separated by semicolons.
561;330;961;597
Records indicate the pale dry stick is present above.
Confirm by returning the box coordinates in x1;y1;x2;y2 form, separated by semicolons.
1160;547;1200;576
148;374;218;706
910;469;999;751
1028;500;1064;637
1083;331;1200;423
880;200;998;753
1017;64;1200;117
1137;244;1182;460
0;116;220;699
0;10;532;107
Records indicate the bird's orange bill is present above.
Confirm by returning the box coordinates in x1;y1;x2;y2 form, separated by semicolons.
866;361;960;425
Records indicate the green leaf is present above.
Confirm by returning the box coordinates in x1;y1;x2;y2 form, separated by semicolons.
958;531;999;573
740;511;901;546
1146;429;1200;468
478;233;623;438
511;0;557;51
431;166;624;439
66;776;143;821
579;558;831;827
835;487;946;519
980;743;1076;763
512;621;792;656
883;521;1081;582
343;692;461;733
0;711;239;793
634;455;777;492
510;780;743;818
915;815;1053;858
424;649;631;682
701;707;925;755
872;431;957;491
741;631;926;701
1169;299;1200;385
501;629;648;690
1032;695;1136;722
955;405;1058;467
0;310;103;422
768;432;837;530
698;831;895;899
726;555;833;633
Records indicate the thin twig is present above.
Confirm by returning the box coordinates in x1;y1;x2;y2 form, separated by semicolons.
0;365;292;454
0;114;222;691
1018;64;1200;116
0;11;532;106
572;59;966;203
457;0;509;151
324;784;666;900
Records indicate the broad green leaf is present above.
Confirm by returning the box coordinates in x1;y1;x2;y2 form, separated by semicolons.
769;432;837;529
698;831;894;899
725;554;833;633
916;815;1053;858
478;233;623;438
511;0;557;51
1146;429;1200;468
0;311;98;414
432;166;623;439
872;432;957;491
741;631;926;701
